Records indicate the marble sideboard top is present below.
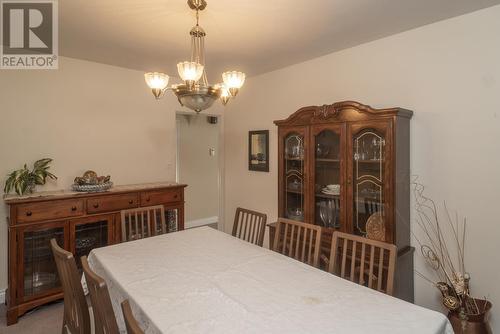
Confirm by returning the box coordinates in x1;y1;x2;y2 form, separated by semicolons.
3;181;186;204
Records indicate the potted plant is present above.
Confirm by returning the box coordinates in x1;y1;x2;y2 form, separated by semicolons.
4;158;57;195
412;180;492;334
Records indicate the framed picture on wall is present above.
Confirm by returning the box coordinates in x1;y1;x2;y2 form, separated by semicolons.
248;130;269;172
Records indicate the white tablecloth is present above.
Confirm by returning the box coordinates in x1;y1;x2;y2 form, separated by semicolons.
87;226;453;334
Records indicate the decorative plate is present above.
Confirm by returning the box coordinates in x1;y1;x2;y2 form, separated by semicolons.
72;182;113;193
366;212;385;241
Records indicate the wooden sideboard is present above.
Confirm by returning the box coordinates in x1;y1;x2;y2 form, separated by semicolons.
3;182;186;325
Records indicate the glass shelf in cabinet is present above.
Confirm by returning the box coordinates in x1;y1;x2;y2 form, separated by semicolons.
315;158;340;162
315;192;340;199
356;159;385;163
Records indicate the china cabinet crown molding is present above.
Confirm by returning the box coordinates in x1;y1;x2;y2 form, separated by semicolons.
274;101;413;126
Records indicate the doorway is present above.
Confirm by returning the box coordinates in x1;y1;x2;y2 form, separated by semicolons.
176;112;222;230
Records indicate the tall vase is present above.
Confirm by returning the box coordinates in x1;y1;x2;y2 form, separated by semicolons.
448;299;492;334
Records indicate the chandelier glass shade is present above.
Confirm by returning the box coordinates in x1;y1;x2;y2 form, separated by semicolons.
177;61;204;82
222;71;246;96
218;83;231;106
144;72;170;99
144;0;245;112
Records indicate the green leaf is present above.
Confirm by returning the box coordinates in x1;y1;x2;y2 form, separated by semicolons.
33;173;44;185
46;171;57;180
33;158;52;169
15;178;24;195
4;173;14;193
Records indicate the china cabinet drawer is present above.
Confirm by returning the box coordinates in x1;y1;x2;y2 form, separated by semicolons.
140;189;182;206
16;199;84;223
87;193;138;214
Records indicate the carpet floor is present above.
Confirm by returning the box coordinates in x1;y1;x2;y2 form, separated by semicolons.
0;301;63;333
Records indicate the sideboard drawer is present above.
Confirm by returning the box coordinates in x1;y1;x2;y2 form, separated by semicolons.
87;193;138;214
140;189;182;206
16;199;84;223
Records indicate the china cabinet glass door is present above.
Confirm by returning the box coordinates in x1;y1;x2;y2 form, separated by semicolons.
282;130;307;222
312;125;344;229
21;222;67;300
349;123;390;241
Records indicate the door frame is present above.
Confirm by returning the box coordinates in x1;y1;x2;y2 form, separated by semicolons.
175;110;225;231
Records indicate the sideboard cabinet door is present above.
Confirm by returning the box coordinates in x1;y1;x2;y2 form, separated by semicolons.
70;215;114;271
17;221;68;302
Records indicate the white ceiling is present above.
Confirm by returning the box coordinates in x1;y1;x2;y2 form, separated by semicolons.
60;0;500;78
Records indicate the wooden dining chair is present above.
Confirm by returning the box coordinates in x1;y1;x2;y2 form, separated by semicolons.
121;300;145;334
328;231;397;295
50;239;91;334
272;218;322;268
232;207;267;246
121;205;166;242
81;256;120;334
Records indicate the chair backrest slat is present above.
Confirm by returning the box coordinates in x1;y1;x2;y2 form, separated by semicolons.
121;205;166;242
121;300;145;334
81;256;119;334
340;238;347;278
272;219;322;268
368;244;375;289
249;214;257;244
301;227;307;261
359;243;366;285
232;207;267;247
50;239;91;334
350;240;357;282
328;231;397;295
377;246;384;291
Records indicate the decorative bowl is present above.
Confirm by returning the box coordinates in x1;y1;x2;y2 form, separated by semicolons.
72;182;113;193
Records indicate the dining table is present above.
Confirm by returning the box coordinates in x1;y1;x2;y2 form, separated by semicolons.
87;226;453;334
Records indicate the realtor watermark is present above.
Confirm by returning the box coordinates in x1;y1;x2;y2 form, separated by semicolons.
1;0;58;69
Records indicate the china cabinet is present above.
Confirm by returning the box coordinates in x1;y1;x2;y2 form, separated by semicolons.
4;182;186;325
271;101;414;301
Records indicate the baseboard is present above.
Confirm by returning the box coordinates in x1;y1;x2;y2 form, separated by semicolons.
186;216;218;229
0;288;5;304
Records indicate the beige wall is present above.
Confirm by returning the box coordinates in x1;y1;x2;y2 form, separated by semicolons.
224;5;500;329
0;56;181;293
177;113;219;224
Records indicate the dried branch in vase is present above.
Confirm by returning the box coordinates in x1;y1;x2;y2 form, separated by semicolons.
411;177;485;320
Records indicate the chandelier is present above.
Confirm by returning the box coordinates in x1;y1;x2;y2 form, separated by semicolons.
144;0;245;112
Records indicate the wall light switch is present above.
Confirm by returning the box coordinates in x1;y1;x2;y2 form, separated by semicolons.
209;148;216;156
